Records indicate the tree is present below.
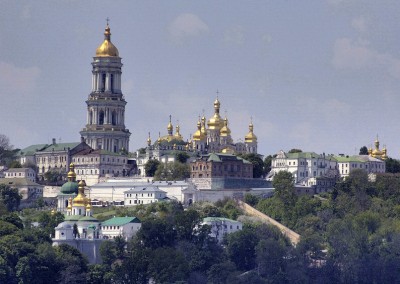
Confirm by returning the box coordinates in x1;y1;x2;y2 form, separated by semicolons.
0;184;21;212
264;155;274;175
385;158;400;173
225;227;259;271
8;161;21;168
288;149;302;153
175;152;190;163
0;134;17;166
359;146;369;155
272;171;297;208
154;161;190;181
237;153;265;178
144;159;160;177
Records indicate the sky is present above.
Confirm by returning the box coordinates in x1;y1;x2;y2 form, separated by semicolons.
1;0;400;158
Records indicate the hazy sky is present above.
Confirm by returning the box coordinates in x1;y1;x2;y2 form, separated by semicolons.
1;1;400;158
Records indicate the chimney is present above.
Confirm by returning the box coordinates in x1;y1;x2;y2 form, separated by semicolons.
52;138;56;145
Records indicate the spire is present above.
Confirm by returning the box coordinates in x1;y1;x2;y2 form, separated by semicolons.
167;115;173;136
147;132;152;146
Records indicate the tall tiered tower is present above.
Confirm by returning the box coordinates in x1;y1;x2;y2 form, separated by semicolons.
80;23;131;152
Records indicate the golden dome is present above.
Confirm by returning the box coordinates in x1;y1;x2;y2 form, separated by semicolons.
95;24;119;57
72;180;89;207
201;115;207;136
174;125;183;140
220;117;231;137
245;121;257;143
193;120;206;141
147;132;152;146
86;199;92;211
208;98;224;130
167;115;173;136
67;163;76;180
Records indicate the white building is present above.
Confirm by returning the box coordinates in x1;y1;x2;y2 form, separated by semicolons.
269;151;339;187
100;216;141;240
124;186;167;206
335;155;385;178
72;148;130;186
4;168;36;182
202;217;243;243
0;178;43;200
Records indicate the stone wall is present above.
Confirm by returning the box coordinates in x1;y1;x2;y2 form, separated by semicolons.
237;200;300;246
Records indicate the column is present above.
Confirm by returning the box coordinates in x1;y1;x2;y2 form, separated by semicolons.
105;73;110;91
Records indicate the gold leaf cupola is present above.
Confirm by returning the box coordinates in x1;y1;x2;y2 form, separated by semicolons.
245;119;257;143
220;117;231;137
72;180;90;207
207;97;224;130
95;23;119;57
147;132;152;146
193;118;206;141
174;124;183;140
167;115;173;136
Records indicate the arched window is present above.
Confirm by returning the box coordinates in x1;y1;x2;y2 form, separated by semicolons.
89;110;93;124
99;110;104;125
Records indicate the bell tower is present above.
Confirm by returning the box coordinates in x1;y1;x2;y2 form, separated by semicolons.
80;22;131;152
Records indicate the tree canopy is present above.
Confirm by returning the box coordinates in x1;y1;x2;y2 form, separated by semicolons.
144;159;160;177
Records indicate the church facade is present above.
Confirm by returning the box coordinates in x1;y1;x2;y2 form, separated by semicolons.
80;23;131;153
136;98;258;176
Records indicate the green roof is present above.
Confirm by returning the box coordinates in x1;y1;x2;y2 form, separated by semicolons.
64;215;82;222
102;216;141;226
286;152;320;159
204;153;251;164
334;155;374;163
79;216;99;222
18;144;48;156
60;181;79;194
38;142;80;153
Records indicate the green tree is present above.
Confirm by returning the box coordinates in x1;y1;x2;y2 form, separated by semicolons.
263;154;274;175
225;227;259;271
273;171;297;208
148;247;189;283
359;146;369;155
0;184;21;212
288;148;302;153
154;161;190;181
237;153;265;178
8;160;21;168
99;240;117;266
0;134;19;167
136;218;176;249
175;152;190;163
244;193;260;207
385;158;400;173
144;159;160;177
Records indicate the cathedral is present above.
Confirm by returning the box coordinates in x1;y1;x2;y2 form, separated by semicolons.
80;23;131;153
136;97;258;176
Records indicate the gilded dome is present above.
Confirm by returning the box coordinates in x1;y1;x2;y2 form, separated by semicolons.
220;117;231;137
174;125;183;141
245;122;257;143
72;180;89;207
193;120;206;141
95;24;119;57
208;98;224;130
